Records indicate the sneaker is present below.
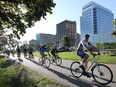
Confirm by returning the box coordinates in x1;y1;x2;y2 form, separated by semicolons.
79;65;85;71
82;71;91;78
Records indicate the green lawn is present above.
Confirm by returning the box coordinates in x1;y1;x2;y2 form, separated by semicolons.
33;51;116;64
58;51;116;64
0;55;65;87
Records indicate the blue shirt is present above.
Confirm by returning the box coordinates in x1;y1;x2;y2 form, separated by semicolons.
39;47;48;54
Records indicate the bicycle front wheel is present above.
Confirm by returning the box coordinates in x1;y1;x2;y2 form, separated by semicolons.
92;64;113;85
70;61;83;78
45;58;50;68
38;57;42;64
50;57;54;64
56;57;62;66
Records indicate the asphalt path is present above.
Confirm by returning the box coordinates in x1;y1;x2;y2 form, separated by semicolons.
10;55;116;87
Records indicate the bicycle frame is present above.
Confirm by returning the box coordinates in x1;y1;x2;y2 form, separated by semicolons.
86;56;99;72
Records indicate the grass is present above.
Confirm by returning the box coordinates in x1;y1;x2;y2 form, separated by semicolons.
0;55;65;87
33;51;116;64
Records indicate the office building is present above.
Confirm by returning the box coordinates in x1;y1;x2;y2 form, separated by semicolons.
36;33;55;45
29;39;38;45
80;1;116;43
75;33;80;45
56;20;76;46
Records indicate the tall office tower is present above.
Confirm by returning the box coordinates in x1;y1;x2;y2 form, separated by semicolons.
56;20;76;46
80;1;116;43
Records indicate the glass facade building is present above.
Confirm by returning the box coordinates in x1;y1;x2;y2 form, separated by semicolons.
80;1;116;43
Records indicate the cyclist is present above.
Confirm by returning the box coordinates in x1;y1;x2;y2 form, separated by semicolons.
16;46;21;58
6;49;10;58
51;45;58;59
28;46;34;58
23;47;28;58
39;45;49;64
76;34;100;77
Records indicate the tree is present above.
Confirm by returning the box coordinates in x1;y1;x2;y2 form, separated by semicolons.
103;42;111;49
110;42;116;49
62;35;71;47
112;19;116;36
46;41;54;50
96;42;103;50
0;0;55;39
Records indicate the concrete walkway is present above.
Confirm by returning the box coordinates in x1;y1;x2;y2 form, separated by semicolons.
10;55;116;87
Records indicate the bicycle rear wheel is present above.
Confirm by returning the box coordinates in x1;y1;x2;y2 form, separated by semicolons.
56;57;62;66
92;64;113;85
70;61;83;78
45;58;50;68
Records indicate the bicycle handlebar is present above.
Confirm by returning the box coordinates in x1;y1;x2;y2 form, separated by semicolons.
92;53;100;57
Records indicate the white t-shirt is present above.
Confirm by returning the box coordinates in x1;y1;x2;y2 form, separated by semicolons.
77;40;92;52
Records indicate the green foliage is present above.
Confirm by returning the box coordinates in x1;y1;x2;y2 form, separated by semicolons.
96;42;116;49
102;42;110;49
112;30;116;36
0;0;56;39
46;41;54;50
62;35;71;47
112;18;116;36
29;42;40;51
96;42;103;50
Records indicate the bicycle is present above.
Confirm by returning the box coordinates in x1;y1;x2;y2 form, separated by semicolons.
28;52;34;61
24;52;27;58
17;52;21;58
50;53;62;66
38;54;50;68
70;54;113;85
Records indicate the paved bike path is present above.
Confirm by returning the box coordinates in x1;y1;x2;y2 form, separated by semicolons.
10;56;116;87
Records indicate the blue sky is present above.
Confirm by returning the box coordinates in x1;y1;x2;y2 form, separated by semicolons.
20;0;116;42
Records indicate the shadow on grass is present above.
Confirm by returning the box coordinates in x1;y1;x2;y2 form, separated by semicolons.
10;68;37;87
0;59;16;68
0;55;5;58
0;59;38;87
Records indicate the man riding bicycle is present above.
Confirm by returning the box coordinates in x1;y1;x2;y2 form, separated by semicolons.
51;45;58;58
28;46;34;58
76;34;100;77
16;46;21;58
23;47;28;58
39;45;49;64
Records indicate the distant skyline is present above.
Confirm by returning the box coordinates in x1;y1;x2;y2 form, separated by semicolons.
20;0;116;42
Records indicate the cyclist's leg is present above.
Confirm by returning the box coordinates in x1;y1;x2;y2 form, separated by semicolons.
52;52;56;59
77;51;89;70
83;54;89;70
42;53;45;63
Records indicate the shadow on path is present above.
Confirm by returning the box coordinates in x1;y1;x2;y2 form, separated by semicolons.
47;68;110;87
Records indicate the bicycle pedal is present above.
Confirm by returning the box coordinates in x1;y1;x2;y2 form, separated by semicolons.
82;71;91;78
79;65;85;71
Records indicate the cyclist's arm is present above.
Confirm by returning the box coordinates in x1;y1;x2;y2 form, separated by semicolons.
82;42;94;55
83;44;92;52
90;44;99;52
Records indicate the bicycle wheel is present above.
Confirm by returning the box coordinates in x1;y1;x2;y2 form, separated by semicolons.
70;61;83;78
92;64;113;85
56;57;62;66
50;57;54;64
38;57;42;64
45;58;50;68
31;56;34;61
